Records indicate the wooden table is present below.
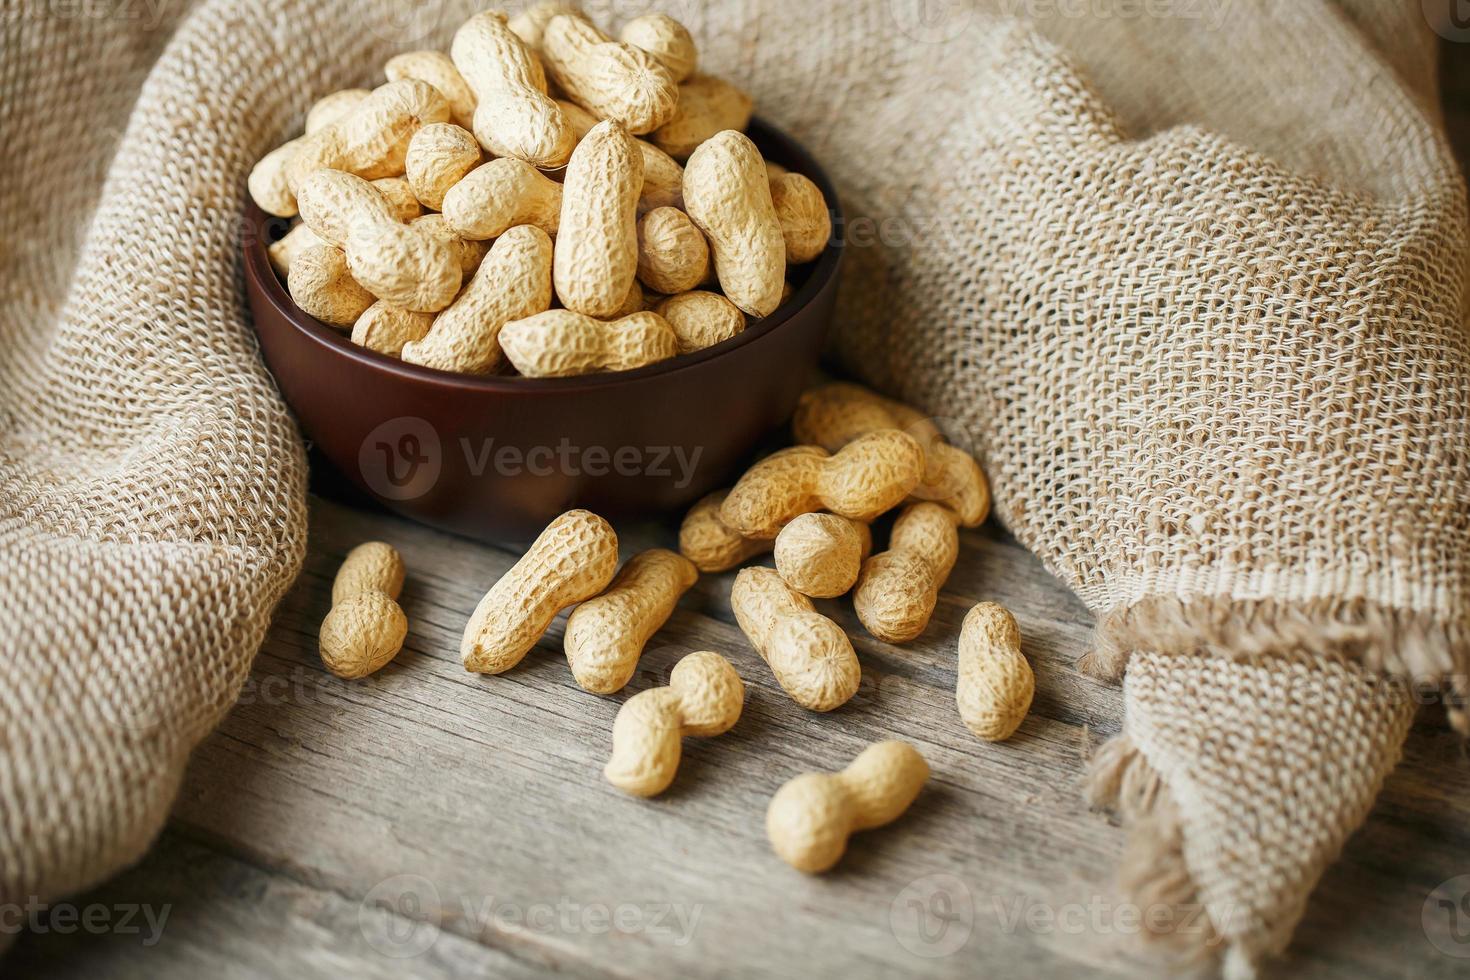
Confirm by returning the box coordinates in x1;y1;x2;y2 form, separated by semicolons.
6;492;1469;978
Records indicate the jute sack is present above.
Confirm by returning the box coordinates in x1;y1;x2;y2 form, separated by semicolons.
3;2;1467;976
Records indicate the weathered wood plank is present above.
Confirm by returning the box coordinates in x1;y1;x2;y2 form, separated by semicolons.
10;493;1469;979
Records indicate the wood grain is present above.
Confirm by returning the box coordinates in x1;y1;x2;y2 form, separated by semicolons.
6;494;1469;979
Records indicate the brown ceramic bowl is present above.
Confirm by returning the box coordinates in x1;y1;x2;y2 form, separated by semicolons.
244;118;843;543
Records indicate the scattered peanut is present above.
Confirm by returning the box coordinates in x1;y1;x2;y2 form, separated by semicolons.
565;549;698;693
500;309;678;378
720;431;925;538
401;224;553;375
956;602;1033;741
555;121;643;317
452;11;576;169
405;123;482;210
287;243;375;327
443;158;563;240
319;542;408;679
854;503;960;642
769;171;831;264
461;510;619;674
766;741;929;872
683;130;786;317
730;567;860;712
297;169;460;312
651;74;753;159
385;50;477;130
678;491;772;572
604;651;743;797
653;290;745;353
542;15;679;134
284;79;451;192
619;14;698;83
636;207;709;294
351;301;434;357
773;513;868;598
793;382;991;527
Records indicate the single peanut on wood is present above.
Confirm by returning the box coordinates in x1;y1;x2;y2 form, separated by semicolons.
678;491;772;573
854;503;960;642
565;549;699;694
766;741;929;873
683;129;786;317
636;207;709;294
319;542;408;679
559;99;685;212
296;169;460;312
769;172;831;264
731;567;860;712
793;382;991;527
774;513;869;598
499;310;678;378
452;11;576;168
541;15;678;134
385;50;478;130
461;510;619;674
351;301;434;357
405;123;482;210
653;291;745;353
957;602;1033;741
618;14;698;83
442;159;563;240
604;651;743;797
651;74;753;159
720;431;926;539
287;243;375;327
285;79;451;192
401;224;553;375
555;120;643;317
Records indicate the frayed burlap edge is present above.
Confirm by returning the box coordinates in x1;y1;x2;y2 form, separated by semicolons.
1080;597;1468;732
1088;737;1268;980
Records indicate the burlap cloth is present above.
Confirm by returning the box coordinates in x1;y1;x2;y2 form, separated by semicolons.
3;1;1466;975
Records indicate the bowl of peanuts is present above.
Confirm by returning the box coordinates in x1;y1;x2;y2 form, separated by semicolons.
242;7;843;542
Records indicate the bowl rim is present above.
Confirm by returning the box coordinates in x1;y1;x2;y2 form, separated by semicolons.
243;117;844;393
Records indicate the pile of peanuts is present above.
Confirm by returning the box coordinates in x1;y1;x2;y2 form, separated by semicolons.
319;380;1035;872
250;3;831;379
